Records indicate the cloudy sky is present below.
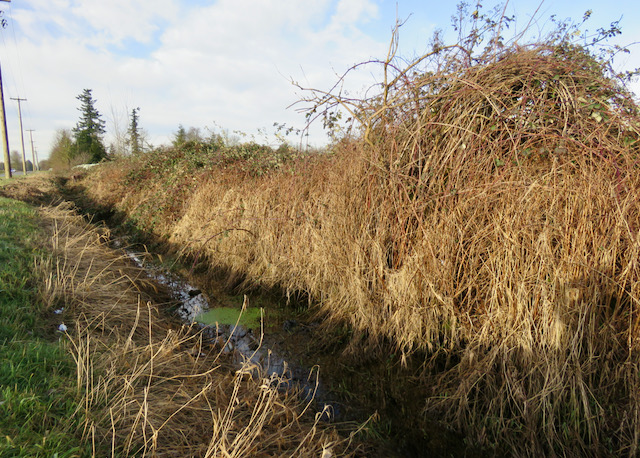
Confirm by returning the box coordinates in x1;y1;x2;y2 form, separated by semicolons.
1;0;639;161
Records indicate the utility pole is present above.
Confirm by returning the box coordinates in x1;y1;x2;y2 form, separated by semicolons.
11;97;27;174
26;129;36;171
0;62;10;178
0;2;11;178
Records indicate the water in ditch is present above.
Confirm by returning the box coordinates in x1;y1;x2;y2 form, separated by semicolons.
123;248;343;421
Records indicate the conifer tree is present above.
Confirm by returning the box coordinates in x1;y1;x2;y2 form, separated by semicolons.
172;124;187;147
128;107;142;155
73;89;107;163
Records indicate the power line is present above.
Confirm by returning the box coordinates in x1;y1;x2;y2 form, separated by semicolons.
2;1;35;174
6;4;32;134
0;7;19;106
0;61;11;178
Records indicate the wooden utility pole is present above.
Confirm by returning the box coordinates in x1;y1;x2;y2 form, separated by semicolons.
0;1;10;178
11;97;27;174
26;129;36;171
0;62;10;178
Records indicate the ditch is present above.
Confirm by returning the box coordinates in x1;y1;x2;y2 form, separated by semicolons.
3;173;484;457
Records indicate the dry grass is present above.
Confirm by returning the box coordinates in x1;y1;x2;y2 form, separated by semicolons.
35;202;361;457
80;38;640;455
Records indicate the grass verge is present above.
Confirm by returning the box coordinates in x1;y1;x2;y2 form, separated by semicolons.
0;196;90;457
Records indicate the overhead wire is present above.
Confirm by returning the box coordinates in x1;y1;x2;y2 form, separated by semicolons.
7;5;32;128
0;2;37;166
0;4;19;160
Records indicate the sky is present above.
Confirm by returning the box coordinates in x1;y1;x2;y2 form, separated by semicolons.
0;0;639;161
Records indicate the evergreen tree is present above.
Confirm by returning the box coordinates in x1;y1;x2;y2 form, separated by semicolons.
172;124;187;147
128;107;142;155
73;89;107;163
172;124;203;148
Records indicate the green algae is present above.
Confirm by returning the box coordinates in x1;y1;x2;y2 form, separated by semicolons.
195;307;262;328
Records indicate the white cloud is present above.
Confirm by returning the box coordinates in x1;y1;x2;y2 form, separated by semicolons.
72;0;177;45
332;0;379;28
126;0;386;143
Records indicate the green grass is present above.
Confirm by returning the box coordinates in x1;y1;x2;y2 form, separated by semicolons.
0;196;90;457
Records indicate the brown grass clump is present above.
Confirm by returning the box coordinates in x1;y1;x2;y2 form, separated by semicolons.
79;23;640;456
35;202;361;457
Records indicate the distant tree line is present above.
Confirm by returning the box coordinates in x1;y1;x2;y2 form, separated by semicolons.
0;150;34;172
46;87;278;171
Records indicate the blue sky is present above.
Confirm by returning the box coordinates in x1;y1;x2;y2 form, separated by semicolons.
0;0;639;160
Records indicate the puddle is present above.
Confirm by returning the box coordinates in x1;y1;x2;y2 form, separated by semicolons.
195;306;262;328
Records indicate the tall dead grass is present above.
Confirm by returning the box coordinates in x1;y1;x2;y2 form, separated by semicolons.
81;38;640;454
35;202;360;457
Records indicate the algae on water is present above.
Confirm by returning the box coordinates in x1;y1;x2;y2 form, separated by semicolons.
195;307;261;328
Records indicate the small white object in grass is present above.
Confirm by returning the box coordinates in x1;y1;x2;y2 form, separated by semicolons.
54;308;64;314
321;447;333;458
58;323;67;332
